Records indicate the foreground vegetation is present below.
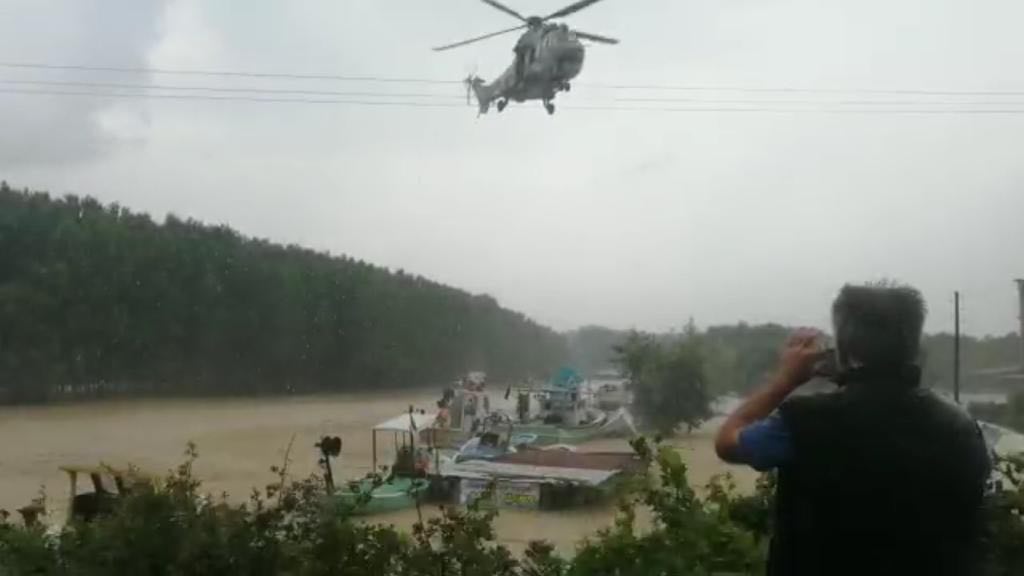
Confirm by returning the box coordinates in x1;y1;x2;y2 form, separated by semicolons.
971;391;1024;434
0;183;567;403
2;441;1023;576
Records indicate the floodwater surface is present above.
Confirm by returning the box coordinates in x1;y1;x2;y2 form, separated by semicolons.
0;391;755;553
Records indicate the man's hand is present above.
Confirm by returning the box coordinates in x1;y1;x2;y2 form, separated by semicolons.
776;328;826;389
715;328;824;464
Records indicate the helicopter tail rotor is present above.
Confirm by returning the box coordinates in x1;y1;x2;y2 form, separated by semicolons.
463;75;473;106
463;76;492;115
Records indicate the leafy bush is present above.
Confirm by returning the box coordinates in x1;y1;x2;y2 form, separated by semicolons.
569;438;763;576
981;454;1024;576
3;441;1024;576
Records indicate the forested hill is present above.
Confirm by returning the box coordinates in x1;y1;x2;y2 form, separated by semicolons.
0;183;568;403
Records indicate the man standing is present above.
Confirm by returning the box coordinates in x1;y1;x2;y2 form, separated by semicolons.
715;283;990;575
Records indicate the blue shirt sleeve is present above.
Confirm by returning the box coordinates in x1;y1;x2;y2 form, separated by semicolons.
736;413;794;472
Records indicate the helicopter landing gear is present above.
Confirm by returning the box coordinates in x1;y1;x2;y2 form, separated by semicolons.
497;98;508;113
544;100;555;115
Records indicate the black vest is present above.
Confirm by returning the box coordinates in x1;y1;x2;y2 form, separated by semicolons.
771;367;990;576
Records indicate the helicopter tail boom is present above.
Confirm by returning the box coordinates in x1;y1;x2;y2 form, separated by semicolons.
465;76;495;115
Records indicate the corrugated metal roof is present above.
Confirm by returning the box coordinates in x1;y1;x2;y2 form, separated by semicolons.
441;460;618;486
497;449;641;471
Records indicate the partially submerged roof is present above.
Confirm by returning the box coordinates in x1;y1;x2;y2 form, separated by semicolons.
59;464;150;480
441;449;642;487
497;450;641;472
442;460;619;486
373;412;437;433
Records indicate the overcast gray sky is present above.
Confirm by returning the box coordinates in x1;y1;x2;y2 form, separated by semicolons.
1;0;1022;336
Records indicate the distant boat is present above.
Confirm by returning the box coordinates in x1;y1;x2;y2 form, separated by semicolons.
509;406;637;446
424;368;636;449
508;367;637;445
320;411;434;516
333;476;429;515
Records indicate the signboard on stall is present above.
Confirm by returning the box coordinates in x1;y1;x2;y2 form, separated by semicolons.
459;478;541;510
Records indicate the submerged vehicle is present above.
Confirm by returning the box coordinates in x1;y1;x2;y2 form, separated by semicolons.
591;370;630;411
61;464;151;523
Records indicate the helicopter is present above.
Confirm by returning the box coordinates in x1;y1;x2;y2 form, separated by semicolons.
433;0;618;115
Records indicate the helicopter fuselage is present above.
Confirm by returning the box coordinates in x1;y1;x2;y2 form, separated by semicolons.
468;24;585;114
517;24;585;90
435;0;617;115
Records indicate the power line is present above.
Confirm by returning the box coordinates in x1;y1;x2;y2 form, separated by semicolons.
0;79;465;100
0;61;463;85
6;79;1024;108
571;103;1024;115
587;82;1024;97
614;95;1024;107
5;87;1024;115
0;87;466;107
3;61;1024;97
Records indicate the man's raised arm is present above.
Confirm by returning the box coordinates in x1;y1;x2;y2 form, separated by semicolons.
714;329;822;464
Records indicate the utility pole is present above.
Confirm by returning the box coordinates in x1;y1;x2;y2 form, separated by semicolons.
1015;279;1024;368
954;291;961;404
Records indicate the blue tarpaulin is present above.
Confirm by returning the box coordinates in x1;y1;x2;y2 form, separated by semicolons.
550;367;583;389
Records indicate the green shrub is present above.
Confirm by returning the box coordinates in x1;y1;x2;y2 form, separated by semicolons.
3;441;1023;576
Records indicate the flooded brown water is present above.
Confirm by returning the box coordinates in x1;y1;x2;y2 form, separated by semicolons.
0;391;755;553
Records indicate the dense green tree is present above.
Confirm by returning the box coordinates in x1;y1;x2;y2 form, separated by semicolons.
0;184;567;403
615;332;712;434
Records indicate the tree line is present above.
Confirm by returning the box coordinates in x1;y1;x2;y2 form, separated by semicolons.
570;323;1022;395
0;183;567;403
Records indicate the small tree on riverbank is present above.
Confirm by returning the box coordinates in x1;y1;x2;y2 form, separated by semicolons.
615;330;712;435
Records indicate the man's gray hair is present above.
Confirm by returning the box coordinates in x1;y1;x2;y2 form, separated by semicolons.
832;281;927;368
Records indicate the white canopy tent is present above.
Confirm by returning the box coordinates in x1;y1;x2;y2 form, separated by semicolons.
370;411;437;472
373;412;437;433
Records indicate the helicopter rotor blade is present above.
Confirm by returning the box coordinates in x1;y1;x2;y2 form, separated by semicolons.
543;0;608;21
433;25;527;51
480;0;527;22
573;30;619;45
